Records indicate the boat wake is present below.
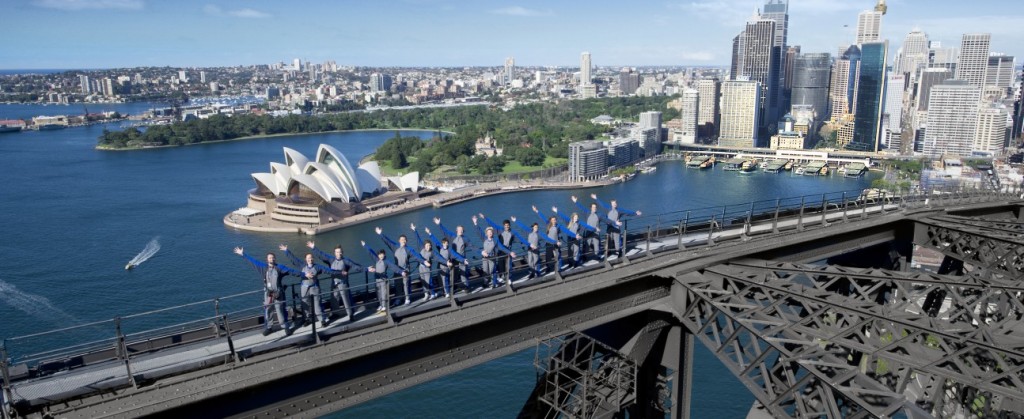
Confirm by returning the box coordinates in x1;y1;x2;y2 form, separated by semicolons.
127;237;161;269
0;278;81;325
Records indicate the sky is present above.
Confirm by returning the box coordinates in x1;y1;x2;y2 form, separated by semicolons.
2;0;1023;69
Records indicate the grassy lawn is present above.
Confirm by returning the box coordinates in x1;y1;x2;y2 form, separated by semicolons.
501;156;567;174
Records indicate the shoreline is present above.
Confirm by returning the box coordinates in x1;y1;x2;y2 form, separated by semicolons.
223;178;623;236
95;127;451;151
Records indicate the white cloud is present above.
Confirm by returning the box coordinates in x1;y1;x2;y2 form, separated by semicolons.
489;6;552;17
32;0;143;11
204;4;271;19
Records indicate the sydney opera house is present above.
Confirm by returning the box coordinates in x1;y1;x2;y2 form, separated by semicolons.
240;144;420;226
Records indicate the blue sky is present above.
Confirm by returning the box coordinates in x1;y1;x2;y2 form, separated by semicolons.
2;0;1023;69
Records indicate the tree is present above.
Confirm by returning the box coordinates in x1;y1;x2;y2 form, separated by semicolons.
515;147;546;167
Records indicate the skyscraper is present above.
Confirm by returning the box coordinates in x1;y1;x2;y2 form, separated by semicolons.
829;45;860;119
719;80;763;148
504;57;515;86
849;41;887;152
762;0;789;111
916;67;951;111
791;53;831;120
79;74;91;94
884;72;905;137
855;10;882;45
923;80;981;157
986;55;1015;92
974;104;1008;154
696;78;721;138
580;52;592;86
730;12;781;133
679;89;699;144
955;33;991;88
897;28;929;78
619;68;640;96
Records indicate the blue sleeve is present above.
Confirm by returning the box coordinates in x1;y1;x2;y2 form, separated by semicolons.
362;243;377;259
311;247;332;264
558;224;577;238
539;231;557;244
510;229;530;248
484;216;503;231
433;248;445;261
276;263;301;276
283;249;302;267
594;197;611;210
427;231;443;247
474;223;485;241
439;223;457;239
241;253;268;270
534;209;547;223
344;257;364;270
315;263;332;274
512;219;532;235
413;230;426;248
450;248;466;262
618;206;639;216
380;234;398;251
574;201;589;214
406;245;426;261
554;211;571;225
579;220;597;232
386;260;405;273
495;240;512;254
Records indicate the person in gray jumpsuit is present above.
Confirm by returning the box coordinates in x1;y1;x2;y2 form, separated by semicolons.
234;247;297;336
307;241;361;321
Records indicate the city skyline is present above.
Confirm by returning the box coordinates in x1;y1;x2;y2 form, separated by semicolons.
3;0;1024;69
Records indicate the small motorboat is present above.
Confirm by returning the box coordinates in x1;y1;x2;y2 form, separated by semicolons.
125;263;135;270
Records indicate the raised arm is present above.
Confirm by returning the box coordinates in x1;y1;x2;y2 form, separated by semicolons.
532;205;548;223
511;217;532;235
307;243;333;264
360;240;377;259
509;228;530;250
234;247;269;270
406;245;426;262
578;219;597;232
424;227;443;247
552;206;571;224
449;247;466;263
472;216;485;241
592;194;612;211
482;214;503;231
438;222;457;240
377;227;398;251
411;223;426;248
280;245;302;267
572;195;589;214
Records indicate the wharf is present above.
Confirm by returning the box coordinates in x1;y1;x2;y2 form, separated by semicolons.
761;160;787;173
843;162;867;177
721;157;747;171
803;161;827;176
685;155;711;168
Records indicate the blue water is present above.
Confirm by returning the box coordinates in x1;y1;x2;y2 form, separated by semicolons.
0;121;878;417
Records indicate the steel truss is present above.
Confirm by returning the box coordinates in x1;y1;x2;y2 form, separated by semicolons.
532;332;639;418
675;258;1024;418
916;215;1024;280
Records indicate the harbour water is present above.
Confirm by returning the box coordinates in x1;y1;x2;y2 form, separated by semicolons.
0;122;878;417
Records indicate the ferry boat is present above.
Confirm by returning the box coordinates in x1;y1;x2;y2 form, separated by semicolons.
37;124;67;131
0;125;21;133
740;159;759;173
793;166;805;175
722;157;746;171
843;162;867;178
640;166;657;174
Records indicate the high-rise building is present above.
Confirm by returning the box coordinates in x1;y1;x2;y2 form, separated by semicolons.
923;80;981;157
101;78;115;97
915;68;951;111
791;53;831;120
829;45;861;119
731;12;781;132
986;55;1015;92
370;73;392;92
568;141;609;182
1015;74;1024;140
619;68;640;95
884;72;905;138
639;111;662;145
974;104;1008;154
929;41;959;73
762;0;789;110
696;78;721;138
783;46;800;91
849;41;888;152
679;89;699;144
200;71;207;84
79;75;90;94
955;33;991;88
897;28;929;78
178;70;188;83
580;52;592;86
719;80;763;148
503;57;515;86
855;10;882;45
293;58;301;71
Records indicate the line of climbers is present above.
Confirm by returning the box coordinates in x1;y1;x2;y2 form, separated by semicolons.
233;194;641;336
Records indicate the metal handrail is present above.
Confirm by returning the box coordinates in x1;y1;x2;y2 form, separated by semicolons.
1;185;1015;378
